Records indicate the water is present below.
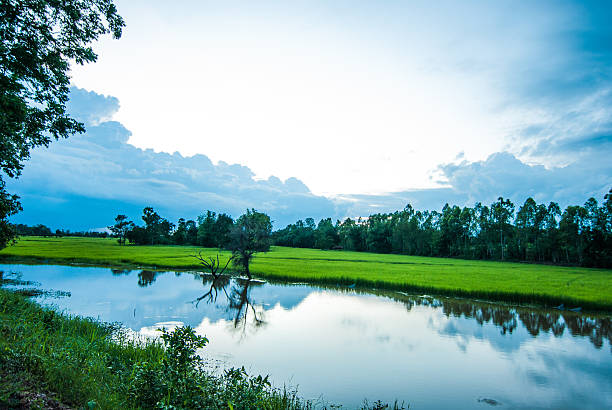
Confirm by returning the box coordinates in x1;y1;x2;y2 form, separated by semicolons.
2;263;611;409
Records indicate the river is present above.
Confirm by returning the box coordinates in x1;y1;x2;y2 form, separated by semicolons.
1;263;610;409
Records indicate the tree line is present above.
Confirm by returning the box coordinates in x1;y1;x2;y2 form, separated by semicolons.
109;207;235;247
14;224;109;238
110;208;272;278
272;191;612;268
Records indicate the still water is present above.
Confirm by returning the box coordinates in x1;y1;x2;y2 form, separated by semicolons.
2;263;611;409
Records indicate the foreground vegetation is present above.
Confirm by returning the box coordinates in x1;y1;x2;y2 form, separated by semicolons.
2;286;361;409
1;237;611;310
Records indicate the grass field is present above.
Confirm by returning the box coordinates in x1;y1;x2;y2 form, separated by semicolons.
1;236;611;310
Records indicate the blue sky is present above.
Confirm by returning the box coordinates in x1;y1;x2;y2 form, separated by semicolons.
8;0;612;230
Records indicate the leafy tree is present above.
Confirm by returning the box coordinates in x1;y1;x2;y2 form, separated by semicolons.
197;210;217;247
173;218;197;245
272;218;316;248
491;197;515;260
0;183;20;247
141;207;173;245
197;211;234;248
542;202;562;263
108;214;133;245
315;217;339;250
173;218;189;245
14;223;52;236
365;215;391;253
0;0;124;249
516;198;538;260
126;226;148;245
559;205;588;264
439;204;462;256
338;217;366;252
226;209;272;279
214;213;234;248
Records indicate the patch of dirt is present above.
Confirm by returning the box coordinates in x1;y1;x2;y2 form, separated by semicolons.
1;389;74;410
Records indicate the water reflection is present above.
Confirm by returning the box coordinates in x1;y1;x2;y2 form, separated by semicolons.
377;291;612;350
110;268;132;276
2;263;611;409
137;270;157;287
195;275;266;332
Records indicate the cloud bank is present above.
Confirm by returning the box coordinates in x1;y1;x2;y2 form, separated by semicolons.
7;86;611;231
8;87;341;230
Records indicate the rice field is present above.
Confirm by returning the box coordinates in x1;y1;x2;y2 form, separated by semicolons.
1;236;611;310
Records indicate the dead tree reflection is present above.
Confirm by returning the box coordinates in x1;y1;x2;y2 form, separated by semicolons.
194;274;231;306
228;279;265;331
192;254;266;333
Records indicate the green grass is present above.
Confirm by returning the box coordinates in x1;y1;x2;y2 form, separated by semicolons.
2;236;612;310
0;287;319;409
0;286;164;408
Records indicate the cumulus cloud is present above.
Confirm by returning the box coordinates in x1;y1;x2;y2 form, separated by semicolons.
438;152;611;208
337;152;611;216
8;87;341;230
7;86;611;231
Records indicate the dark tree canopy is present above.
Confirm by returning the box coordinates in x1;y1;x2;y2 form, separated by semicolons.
108;214;133;245
0;0;124;249
227;209;272;278
272;190;611;268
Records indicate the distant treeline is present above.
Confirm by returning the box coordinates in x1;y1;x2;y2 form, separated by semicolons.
109;191;611;268
21;191;612;268
14;224;109;238
273;191;612;268
109;208;235;247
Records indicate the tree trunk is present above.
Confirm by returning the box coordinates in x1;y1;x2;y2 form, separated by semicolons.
244;255;252;279
500;227;504;260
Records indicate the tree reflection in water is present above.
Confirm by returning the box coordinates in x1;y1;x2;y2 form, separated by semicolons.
137;270;157;287
123;267;611;350
194;275;266;333
386;291;611;349
110;268;133;276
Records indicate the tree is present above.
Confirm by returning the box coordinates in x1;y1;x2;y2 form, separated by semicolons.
226;209;272;279
559;205;588;264
491;197;515;260
197;211;217;247
315;217;339;250
141;207;173;245
173;218;189;245
0;0;124;249
197;211;234;248
0;182;20;247
108;214;133;245
174;218;198;245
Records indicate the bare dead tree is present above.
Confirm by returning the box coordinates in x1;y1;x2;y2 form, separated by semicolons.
192;252;235;280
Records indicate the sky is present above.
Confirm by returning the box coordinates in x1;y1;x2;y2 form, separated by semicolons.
8;0;612;230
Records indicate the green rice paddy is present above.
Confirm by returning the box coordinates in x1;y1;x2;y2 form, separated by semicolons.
1;236;611;310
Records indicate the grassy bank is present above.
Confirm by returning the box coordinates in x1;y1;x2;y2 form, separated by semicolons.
0;286;322;409
1;236;612;310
